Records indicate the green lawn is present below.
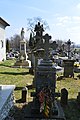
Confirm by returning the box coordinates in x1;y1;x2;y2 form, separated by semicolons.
0;60;34;100
0;60;80;120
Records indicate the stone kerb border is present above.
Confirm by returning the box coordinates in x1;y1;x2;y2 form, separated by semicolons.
0;85;15;120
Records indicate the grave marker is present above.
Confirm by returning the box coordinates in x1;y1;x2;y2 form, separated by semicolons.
63;39;75;77
14;28;31;68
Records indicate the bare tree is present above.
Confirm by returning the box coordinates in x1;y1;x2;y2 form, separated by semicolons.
9;34;21;51
27;17;49;36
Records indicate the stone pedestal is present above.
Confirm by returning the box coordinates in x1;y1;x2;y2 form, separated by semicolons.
14;61;29;67
19;40;27;60
31;59;60;118
14;40;31;68
35;59;56;94
63;59;75;77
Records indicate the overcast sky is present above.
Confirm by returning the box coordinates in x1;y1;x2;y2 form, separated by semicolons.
0;0;80;44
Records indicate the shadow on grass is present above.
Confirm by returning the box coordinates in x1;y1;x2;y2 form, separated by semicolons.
15;86;24;91
0;71;30;75
16;99;23;103
13;101;41;120
62;98;80;120
16;102;36;120
4;97;80;120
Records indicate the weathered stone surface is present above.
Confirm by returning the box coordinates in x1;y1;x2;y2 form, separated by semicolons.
0;85;15;120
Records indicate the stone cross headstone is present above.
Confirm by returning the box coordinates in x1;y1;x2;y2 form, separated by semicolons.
34;33;56;93
63;39;75;77
43;34;51;60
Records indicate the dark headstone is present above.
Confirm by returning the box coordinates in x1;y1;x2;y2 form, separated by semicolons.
77;92;80;105
63;59;75;77
22;87;28;102
29;67;34;75
61;88;68;106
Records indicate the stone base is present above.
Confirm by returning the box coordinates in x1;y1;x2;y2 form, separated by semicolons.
24;99;66;120
13;60;29;68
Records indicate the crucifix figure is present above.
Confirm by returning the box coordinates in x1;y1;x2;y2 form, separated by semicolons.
34;22;44;44
43;33;51;60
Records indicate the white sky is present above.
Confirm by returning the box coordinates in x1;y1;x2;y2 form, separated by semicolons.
0;0;80;45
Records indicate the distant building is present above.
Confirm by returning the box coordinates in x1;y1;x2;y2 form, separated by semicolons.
0;17;10;61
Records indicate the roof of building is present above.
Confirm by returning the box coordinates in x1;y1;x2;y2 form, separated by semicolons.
0;17;10;27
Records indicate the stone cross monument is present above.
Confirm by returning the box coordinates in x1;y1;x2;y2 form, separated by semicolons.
31;31;66;119
32;32;57;116
43;34;51;60
63;39;75;77
28;22;65;119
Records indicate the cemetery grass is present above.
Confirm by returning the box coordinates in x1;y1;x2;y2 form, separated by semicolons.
0;60;80;120
0;60;34;100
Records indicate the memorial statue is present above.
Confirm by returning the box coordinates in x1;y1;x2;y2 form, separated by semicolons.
34;22;44;43
21;27;25;40
67;39;71;59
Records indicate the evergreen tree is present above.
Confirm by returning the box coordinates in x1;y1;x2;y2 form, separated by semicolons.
6;39;10;52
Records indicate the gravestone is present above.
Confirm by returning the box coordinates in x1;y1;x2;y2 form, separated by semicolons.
35;34;56;94
63;39;75;77
29;22;58;72
28;22;45;74
19;27;27;61
30;33;65;119
22;87;28;103
61;88;68;106
26;22;66;119
31;34;56;118
14;28;31;68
